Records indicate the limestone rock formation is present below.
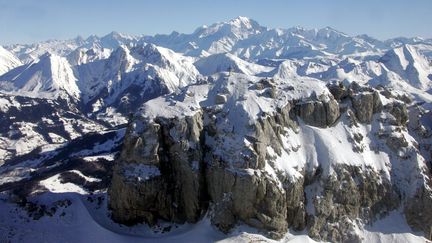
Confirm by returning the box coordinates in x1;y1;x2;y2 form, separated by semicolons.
108;76;432;242
296;96;340;128
351;90;382;123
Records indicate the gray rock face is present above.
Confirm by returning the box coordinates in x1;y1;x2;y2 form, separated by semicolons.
351;91;382;123
307;165;400;242
215;94;227;104
405;185;432;240
110;107;292;238
387;101;409;126
296;96;340;128
109;112;206;225
327;82;348;100
386;134;408;152
109;167;171;225
207;166;288;238
283;177;306;230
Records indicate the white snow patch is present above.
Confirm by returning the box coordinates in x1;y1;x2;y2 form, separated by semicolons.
40;174;88;194
123;164;161;181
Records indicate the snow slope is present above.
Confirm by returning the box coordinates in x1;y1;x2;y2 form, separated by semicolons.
0;188;425;243
194;52;274;76
0;46;22;75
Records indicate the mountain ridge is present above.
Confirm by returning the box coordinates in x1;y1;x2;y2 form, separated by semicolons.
4;17;432;62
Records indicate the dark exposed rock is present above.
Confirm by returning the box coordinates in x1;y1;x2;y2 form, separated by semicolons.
307;165;400;242
386;102;409;126
351;91;382;123
327;82;348;101
207;166;288;238
386;135;408;152
109;171;171;225
397;94;413;104
109;112;206;225
215;94;227;104
284;177;306;230
296;96;340;128
380;89;394;99
405;185;432;240
254;78;276;90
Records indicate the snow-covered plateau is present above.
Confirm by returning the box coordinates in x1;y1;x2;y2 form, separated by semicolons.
0;17;431;242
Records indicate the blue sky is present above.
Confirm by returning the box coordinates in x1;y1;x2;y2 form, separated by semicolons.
0;0;431;45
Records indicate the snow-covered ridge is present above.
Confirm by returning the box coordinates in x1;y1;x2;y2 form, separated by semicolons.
0;52;80;100
0;46;22;75
4;16;432;63
0;16;430;107
194;52;273;76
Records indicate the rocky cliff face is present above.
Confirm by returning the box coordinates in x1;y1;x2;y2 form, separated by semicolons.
109;112;206;225
109;76;432;242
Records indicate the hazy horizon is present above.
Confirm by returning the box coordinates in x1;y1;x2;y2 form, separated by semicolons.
1;0;431;45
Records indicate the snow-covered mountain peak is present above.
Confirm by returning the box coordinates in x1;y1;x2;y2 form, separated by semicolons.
75;43;200;109
227;16;261;30
286;26;307;34
319;26;348;37
127;43;199;74
99;31;138;49
103;45;136;74
0;52;80;99
194;16;265;40
67;45;112;66
379;44;432;90
130;43;164;63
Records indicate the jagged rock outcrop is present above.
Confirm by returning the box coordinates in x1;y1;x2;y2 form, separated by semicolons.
328;82;384;124
351;90;382;123
307;165;400;242
387;101;409;126
295;96;340;128
327;82;348;101
109;79;432;242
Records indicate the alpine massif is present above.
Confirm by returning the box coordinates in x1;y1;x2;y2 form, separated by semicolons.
0;17;431;242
